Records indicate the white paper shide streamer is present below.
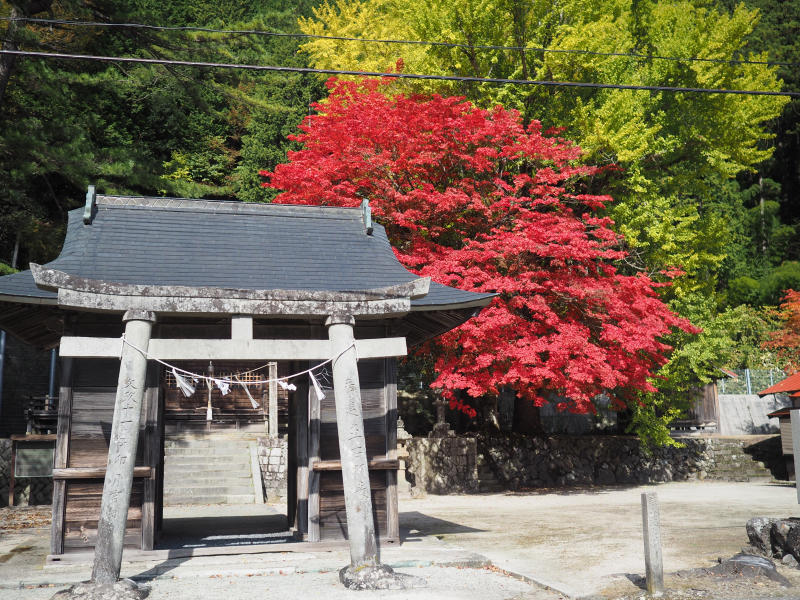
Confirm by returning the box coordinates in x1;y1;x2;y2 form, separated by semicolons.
235;375;260;409
309;371;325;402
212;378;230;396
172;368;196;398
277;380;297;392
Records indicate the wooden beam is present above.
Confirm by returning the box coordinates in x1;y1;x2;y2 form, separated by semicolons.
141;365;159;551
308;379;321;543
311;459;399;471
10;434;57;441
53;467;153;480
51;357;72;555
294;364;309;535
59;337;408;361
385;357;399;540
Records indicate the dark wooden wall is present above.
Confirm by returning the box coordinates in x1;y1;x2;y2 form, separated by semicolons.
52;358;160;554
300;357;399;542
162;361;288;434
0;332;53;436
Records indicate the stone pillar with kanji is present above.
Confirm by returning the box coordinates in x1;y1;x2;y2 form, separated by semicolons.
91;310;155;586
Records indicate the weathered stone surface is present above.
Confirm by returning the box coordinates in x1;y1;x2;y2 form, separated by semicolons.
404;433;781;493
405;437;478;494
257;437;288;501
781;554;799;568
51;579;149;600
746;517;777;555
339;564;426;590
708;554;791;586
772;518;800;560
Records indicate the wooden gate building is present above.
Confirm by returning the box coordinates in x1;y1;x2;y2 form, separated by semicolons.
0;191;492;555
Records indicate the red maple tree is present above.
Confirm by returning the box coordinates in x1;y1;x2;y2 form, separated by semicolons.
262;78;694;416
765;290;800;372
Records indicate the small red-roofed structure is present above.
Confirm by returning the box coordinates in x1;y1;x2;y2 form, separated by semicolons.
759;371;800;398
761;372;800;478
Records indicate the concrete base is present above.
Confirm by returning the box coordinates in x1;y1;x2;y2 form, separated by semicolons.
51;578;150;600
338;564;427;590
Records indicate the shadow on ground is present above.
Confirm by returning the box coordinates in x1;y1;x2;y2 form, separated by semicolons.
158;513;294;549
400;511;485;541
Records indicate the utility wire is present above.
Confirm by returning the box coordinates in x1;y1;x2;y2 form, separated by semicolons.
2;15;798;69
3;49;797;97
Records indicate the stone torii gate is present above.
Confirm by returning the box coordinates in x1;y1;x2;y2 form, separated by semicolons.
33;265;425;595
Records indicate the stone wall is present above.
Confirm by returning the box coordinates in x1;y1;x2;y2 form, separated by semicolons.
405;433;784;493
257;436;287;502
0;438;53;507
404;437;478;494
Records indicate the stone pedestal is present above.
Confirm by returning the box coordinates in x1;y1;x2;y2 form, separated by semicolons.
51;579;149;600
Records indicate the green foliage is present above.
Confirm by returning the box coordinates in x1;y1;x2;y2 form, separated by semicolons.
625;300;780;444
657;303;781;393
727;276;760;306
0;0;324;266
719;0;800;252
298;0;787;305
627;400;684;450
759;262;800;306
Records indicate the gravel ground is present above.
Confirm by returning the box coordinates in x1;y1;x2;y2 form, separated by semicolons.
3;482;800;599
0;506;51;531
3;566;564;600
604;568;800;600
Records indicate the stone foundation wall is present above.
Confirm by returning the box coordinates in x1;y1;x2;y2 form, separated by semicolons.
405;433;784;493
405;437;478;494
257;436;287;501
0;439;53;507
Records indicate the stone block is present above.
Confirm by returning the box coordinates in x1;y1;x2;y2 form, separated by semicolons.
772;519;800;560
747;517;776;555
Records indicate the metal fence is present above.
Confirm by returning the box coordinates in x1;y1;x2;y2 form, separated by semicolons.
716;369;786;395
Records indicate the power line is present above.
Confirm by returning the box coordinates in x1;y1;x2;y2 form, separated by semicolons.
2;15;799;69
3;48;797;97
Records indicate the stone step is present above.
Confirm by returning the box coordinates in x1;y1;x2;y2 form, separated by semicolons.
163;472;254;483
165;440;256;449
163;493;256;505
164;483;256;496
164;462;252;472
164;446;253;456
166;433;262;442
162;455;252;466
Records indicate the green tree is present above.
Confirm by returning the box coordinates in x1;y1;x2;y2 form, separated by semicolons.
0;0;324;267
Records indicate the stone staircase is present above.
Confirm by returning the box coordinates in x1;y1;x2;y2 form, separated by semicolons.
704;438;779;482
477;453;503;493
163;434;260;505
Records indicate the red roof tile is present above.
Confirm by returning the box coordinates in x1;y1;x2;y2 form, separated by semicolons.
759;371;800;396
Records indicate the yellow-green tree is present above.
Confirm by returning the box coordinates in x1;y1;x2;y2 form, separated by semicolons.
299;0;789;418
300;1;785;296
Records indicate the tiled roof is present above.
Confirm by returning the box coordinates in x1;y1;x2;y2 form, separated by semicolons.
759;371;800;396
0;195;494;311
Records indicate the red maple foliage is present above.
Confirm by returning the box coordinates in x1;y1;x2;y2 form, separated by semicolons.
765;289;800;372
262;78;694;416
